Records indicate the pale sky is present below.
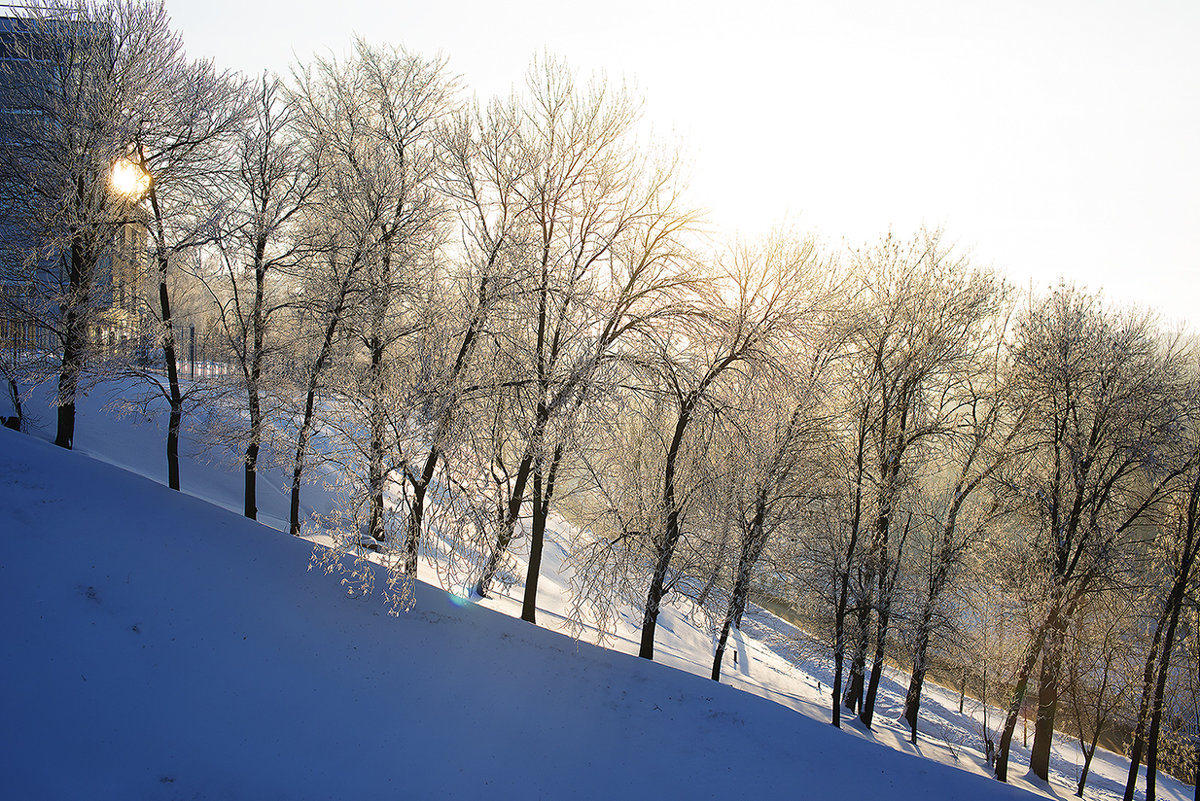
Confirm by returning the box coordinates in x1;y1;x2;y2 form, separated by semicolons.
166;0;1199;327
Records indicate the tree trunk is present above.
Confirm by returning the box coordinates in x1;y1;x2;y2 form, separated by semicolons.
54;326;80;449
831;424;868;727
243;376;261;520
166;391;182;492
54;252;86;448
243;440;259;520
1125;606;1170;800
639;402;693;661
367;335;387;546
404;449;439;578
861;603;891;729
1077;736;1100;796
995;624;1052;781
475;449;535;597
4;377;23;430
1146;591;1185;801
148;191;183;491
243;255;266;520
712;515;764;682
831;639;845;729
712;614;736;682
844;600;870;714
288;299;344;535
1031;620;1066;780
903;608;935;742
522;446;563;624
55;224;90;450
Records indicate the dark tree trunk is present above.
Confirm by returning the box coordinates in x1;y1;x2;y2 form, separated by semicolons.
903;608;934;742
639;401;694;661
244;364;262;520
475;448;535;597
1144;484;1200;801
367;335;387;546
844;599;870;714
288;297;344;535
862;511;910;728
166;389;181;491
403;286;487;575
1031;620;1066;780
55;240;89;450
712;612;737;682
148;190;183;491
54;345;79;449
522;446;562;624
861;603;891;729
4;377;23;430
404;449;438;578
831;643;845;728
244;440;259;520
1146;593;1185;801
1076;735;1101;796
1125;609;1169;800
995;607;1061;782
712;505;766;682
522;469;547;623
243;251;267;521
831;420;869;727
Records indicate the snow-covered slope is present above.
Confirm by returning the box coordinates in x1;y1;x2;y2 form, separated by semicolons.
0;426;1039;800
1;382;1188;799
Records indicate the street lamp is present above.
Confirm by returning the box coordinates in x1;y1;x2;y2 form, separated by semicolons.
109;155;152;366
110;156;150;198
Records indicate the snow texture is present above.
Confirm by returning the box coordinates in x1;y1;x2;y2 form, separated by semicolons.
0;383;1187;799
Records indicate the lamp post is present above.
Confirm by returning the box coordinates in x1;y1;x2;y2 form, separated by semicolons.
110;155;152;362
110;157;150;198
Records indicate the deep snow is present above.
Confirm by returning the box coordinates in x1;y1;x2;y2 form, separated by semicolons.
0;381;1187;799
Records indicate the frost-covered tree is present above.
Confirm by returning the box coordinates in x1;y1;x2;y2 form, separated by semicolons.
121;41;247;491
899;314;1022;741
1123;368;1200;801
828;230;1000;728
467;57;697;612
205;74;318;519
290;40;456;570
0;0;178;450
992;288;1190;782
709;352;835;682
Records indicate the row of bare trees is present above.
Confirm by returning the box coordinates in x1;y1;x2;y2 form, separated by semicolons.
4;2;1200;796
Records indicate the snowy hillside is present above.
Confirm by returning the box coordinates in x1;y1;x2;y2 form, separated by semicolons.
0;385;1188;799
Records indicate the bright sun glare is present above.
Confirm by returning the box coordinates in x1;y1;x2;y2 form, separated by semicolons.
110;158;150;197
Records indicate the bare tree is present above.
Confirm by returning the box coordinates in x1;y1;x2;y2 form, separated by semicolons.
468;57;698;610
121;43;247;491
709;352;835;682
900;316;1022;741
282;228;365;536
204;74;318;519
833;230;1001;728
1064;590;1137;796
1124;369;1200;801
290;40;456;574
0;0;177;450
992;288;1190;782
628;234;827;660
